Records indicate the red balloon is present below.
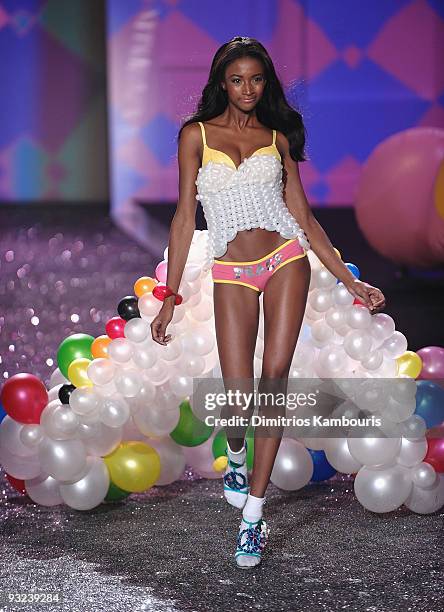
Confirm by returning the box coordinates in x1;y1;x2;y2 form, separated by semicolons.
105;316;126;339
5;473;26;495
353;298;365;306
0;373;48;424
424;427;444;473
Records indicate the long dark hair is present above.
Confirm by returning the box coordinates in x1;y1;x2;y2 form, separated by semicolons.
178;36;307;162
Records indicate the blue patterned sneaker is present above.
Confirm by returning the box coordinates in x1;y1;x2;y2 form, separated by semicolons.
235;517;270;568
223;441;249;509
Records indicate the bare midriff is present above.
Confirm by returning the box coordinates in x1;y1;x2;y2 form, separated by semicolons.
214;228;290;263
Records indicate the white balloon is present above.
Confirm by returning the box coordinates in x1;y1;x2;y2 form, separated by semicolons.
25;473;63;507
84;423;122;456
48;383;63;402
309;289;333;313
0;416;36;457
347;433;401;467
310;320;334;347
124;317;150;343
146;437;186;485
346;305;371;330
99;395;131;428
270;438;313;490
42;405;79;440
332;282;354;306
360;349;383;371
107;337;133;364
382;331;408;359
369;313;395;347
38;438;87;482
404;474;444;514
87;358;116;386
69;386;101;416
316;345;348;376
324;437;362;474
114;368;143;398
396;437;427;467
169;374;194;399
138;293;162;318
59;457;110;511
354;464;412;513
19;424;44;449
314;267;337;290
343;330;372;360
325;305;349;329
132;343;157;369
0;444;41;479
49;367;68;388
411;462;437;489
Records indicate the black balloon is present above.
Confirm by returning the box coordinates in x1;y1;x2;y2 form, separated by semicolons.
58;384;76;405
117;295;140;321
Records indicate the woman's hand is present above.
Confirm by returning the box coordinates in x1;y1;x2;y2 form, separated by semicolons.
343;279;386;314
151;301;174;345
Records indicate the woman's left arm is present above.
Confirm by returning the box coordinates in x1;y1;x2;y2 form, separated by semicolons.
277;131;386;314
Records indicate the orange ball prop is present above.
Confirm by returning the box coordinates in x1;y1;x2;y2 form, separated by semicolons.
91;335;112;359
134;276;157;297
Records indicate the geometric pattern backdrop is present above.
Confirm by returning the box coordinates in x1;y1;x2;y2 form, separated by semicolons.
107;0;444;248
0;0;108;201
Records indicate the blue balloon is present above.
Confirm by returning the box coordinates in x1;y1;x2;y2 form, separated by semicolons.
414;380;444;428
336;262;360;283
307;448;337;482
0;400;6;423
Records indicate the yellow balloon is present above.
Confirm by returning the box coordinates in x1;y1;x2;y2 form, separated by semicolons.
67;357;93;388
213;456;228;472
334;247;342;259
396;351;423;379
104;441;161;493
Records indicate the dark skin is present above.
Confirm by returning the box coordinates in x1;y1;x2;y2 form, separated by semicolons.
151;56;386;497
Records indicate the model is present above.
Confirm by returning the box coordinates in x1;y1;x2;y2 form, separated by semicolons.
150;36;386;568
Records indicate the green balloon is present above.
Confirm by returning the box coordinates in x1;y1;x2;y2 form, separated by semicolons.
57;333;95;378
212;426;255;470
105;481;130;502
169;400;213;447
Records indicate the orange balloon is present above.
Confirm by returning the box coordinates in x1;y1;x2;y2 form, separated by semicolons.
134;276;157;297
91;335;112;358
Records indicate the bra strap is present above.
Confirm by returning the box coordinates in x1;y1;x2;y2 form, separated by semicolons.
272;129;276;145
198;121;207;147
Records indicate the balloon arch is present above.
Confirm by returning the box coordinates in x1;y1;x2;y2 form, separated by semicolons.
1;230;444;514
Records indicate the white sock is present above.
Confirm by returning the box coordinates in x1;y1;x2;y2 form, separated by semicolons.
236;494;267;568
223;441;249;509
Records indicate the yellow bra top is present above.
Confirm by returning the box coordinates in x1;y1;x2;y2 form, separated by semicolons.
198;121;281;171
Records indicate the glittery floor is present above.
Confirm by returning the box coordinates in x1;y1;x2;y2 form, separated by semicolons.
1;476;443;612
1;205;443;611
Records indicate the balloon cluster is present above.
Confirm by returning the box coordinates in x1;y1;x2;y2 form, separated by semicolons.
1;230;443;514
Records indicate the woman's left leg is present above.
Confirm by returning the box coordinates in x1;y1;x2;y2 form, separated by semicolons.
249;253;311;497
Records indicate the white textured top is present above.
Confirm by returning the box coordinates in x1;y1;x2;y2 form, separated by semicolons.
194;126;311;271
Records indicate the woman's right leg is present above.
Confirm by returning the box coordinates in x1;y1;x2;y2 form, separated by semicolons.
213;282;260;450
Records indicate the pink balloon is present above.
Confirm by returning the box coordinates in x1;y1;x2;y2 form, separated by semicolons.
155;260;168;283
355;127;444;266
417;346;444;380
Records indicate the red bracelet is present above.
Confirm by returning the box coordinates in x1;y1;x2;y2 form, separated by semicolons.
152;284;183;305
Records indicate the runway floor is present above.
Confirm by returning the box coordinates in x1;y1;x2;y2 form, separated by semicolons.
0;204;443;611
1;475;442;612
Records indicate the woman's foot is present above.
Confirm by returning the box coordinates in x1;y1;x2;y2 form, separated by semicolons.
235;494;269;568
223;441;249;509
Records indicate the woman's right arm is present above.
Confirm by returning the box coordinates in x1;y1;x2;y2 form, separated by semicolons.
151;123;202;345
